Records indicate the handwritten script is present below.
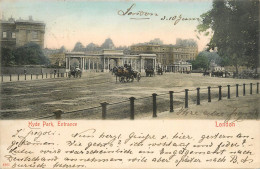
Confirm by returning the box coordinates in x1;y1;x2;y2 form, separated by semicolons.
0;120;259;168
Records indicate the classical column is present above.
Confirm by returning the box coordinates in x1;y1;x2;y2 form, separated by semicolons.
103;58;106;71
130;59;133;67
93;61;95;70
134;59;137;70
88;59;91;71
155;58;157;71
68;57;70;70
108;58;110;71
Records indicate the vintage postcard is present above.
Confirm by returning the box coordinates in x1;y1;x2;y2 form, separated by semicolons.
0;0;259;168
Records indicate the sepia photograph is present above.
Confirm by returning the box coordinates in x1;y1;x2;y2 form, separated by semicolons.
0;0;259;168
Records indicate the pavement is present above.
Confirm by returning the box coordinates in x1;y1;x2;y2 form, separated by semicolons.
141;94;260;121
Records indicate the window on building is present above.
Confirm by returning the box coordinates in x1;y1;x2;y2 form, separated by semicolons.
11;32;16;38
2;32;7;38
32;31;38;39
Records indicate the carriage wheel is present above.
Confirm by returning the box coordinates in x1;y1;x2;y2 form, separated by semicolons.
130;75;134;82
119;76;124;83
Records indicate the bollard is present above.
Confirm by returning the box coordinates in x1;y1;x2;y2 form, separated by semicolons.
10;74;12;81
197;87;200;105
152;93;157;117
31;74;33;80
257;82;259;94
185;89;189;108
1;75;3;82
243;83;246;96
236;84;239;97
46;73;47;78
129;97;135;120
208;86;211;102
42;73;44;79
18;74;19;81
227;85;230;99
169;91;174;112
250;83;252;95
53;109;63;119
218;86;222;101
100;102;108;120
25;74;27;80
36;74;38;79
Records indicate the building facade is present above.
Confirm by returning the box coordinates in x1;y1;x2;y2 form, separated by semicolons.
0;16;45;49
130;41;198;72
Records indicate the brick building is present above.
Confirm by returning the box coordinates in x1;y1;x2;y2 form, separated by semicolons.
0;16;45;49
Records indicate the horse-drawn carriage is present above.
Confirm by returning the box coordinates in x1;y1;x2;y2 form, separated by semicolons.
113;66;141;83
145;68;155;77
157;67;163;75
68;68;82;78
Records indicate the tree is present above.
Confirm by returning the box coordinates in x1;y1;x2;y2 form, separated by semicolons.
1;47;15;66
192;53;209;70
73;42;85;52
101;38;115;49
197;0;259;74
13;43;49;65
86;43;99;51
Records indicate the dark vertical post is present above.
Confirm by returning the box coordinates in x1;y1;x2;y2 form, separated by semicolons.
31;74;33;80
218;86;222;100
129;97;135;120
250;83;252;95
185;89;189;108
46;73;47;78
53;109;63;119
243;83;246;96
1;75;3;82
42;73;44;79
58;73;60;77
208;86;211;102
152;93;157;117
236;84;239;97
169;91;174;112
66;72;67;77
227;85;230;99
18;74;19;81
116;76;117;83
197;87;200;105
257;82;259;94
25;74;27;80
10;74;11;81
100;102;108;120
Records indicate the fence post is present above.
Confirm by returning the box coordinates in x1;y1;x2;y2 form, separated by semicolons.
129;97;135;120
197;87;200;105
236;84;239;97
100;102;108;120
227;85;230;99
185;89;189;108
218;86;222;101
53;109;63;119
243;83;246;96
152;93;157;117
25;74;27;80
18;74;19;81
257;82;259;94
10;74;11;81
169;91;174;112
250;83;252;95
31;74;33;80
208;86;211;102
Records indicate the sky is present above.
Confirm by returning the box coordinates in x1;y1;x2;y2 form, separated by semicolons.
0;0;213;51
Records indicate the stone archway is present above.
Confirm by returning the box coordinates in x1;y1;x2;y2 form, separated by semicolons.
70;58;80;69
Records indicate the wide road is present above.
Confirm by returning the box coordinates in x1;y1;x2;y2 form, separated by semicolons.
1;72;259;119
